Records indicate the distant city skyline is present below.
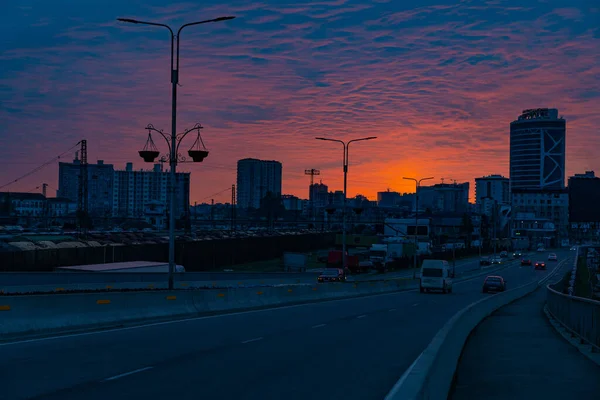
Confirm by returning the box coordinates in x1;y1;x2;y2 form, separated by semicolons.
1;1;598;203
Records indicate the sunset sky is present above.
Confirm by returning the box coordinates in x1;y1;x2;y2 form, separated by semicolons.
1;0;598;204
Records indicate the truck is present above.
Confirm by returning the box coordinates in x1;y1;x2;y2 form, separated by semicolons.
326;250;371;274
369;242;409;271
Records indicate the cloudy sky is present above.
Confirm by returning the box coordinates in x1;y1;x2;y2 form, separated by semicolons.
1;0;598;203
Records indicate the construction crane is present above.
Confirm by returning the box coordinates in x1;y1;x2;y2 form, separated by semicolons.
305;169;320;221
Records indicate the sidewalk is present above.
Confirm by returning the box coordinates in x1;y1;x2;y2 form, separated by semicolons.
450;286;600;400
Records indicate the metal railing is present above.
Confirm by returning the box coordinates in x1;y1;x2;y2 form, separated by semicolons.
546;249;600;351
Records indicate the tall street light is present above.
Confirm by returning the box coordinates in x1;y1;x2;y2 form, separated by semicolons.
403;176;434;278
316;136;377;271
118;15;235;290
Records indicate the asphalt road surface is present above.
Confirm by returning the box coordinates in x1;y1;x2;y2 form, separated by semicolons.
450;253;600;400
0;251;567;400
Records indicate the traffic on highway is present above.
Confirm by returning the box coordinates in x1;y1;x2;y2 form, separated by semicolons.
0;250;570;400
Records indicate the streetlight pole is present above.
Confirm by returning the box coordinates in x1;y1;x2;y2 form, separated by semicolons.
316;137;377;271
118;15;235;290
403;176;434;278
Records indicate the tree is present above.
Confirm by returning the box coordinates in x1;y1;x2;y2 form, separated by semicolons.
258;192;286;230
460;213;474;248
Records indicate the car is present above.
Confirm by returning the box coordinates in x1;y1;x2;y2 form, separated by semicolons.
534;261;547;270
512;252;523;259
480;257;491;266
521;258;532;266
491;257;503;264
537;247;546;252
317;268;346;283
570;246;577;251
482;275;507;293
548;253;558;261
500;251;508;258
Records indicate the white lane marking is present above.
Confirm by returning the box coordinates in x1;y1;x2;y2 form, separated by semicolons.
242;337;263;344
357;315;367;319
103;366;153;382
0;257;528;348
312;323;326;329
388;308;396;312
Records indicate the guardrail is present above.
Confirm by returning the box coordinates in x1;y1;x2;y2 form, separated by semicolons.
566;246;579;295
385;256;566;400
546;252;600;352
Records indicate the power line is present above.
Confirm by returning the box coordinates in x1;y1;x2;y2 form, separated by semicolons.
200;187;232;201
0;142;81;191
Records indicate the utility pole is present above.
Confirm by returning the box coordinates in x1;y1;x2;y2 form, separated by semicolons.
210;199;215;227
231;184;236;231
305;169;321;222
403;176;434;278
77;140;88;237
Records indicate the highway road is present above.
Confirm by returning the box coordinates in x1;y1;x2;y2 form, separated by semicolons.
450;252;600;400
0;251;568;400
0;254;491;293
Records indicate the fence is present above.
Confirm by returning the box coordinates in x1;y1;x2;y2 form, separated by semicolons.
546;282;600;351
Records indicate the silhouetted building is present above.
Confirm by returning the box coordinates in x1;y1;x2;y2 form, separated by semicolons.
475;175;509;217
569;171;600;224
236;158;283;209
510;108;566;191
112;163;190;219
377;190;401;207
418;183;470;214
58;158;114;217
309;182;329;209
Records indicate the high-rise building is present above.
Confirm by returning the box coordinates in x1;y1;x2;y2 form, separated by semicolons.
475;175;509;217
112;163;190;219
509;108;566;191
236;158;283;209
58;158;114;217
309;182;329;209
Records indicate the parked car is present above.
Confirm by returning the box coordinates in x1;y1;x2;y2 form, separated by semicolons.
482;275;507;293
317;268;346;283
521;258;532;266
480;257;491;266
535;261;547;270
548;253;558;261
500;251;508;258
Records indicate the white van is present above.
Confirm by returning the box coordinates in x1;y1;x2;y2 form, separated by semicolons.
420;259;454;293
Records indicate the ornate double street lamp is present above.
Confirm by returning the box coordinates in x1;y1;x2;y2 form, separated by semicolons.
118;15;235;289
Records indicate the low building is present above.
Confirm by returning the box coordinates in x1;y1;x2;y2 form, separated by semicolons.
511;189;569;246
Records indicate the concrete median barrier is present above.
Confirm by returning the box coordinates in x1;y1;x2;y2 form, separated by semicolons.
0;291;197;339
0;278;414;340
385;258;566;400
